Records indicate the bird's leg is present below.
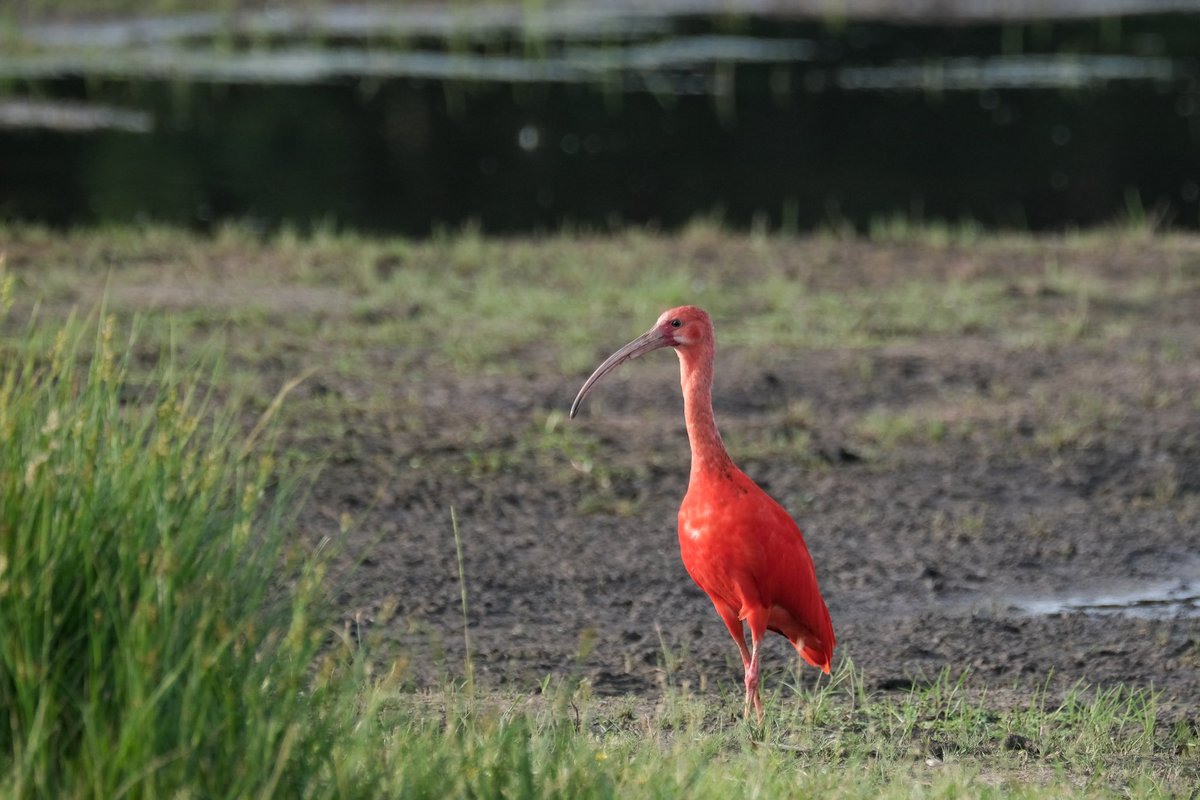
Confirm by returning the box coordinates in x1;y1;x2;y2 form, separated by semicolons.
744;609;768;722
745;643;763;721
714;604;759;717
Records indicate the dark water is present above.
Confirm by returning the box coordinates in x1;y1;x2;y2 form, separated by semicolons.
2;12;1199;234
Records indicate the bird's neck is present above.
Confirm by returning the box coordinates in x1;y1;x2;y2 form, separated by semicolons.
678;346;734;481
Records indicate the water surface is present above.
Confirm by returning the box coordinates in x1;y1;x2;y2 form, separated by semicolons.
2;7;1198;233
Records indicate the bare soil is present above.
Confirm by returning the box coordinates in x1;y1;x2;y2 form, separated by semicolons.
280;238;1200;716
7;231;1200;717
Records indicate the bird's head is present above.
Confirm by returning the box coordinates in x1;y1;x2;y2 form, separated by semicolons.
569;305;713;418
652;305;712;349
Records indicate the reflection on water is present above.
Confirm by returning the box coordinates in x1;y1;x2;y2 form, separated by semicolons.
0;37;820;85
19;4;673;49
0;99;152;132
1;47;1184;91
1;8;1199;233
836;55;1179;90
18;1;1200;49
1013;581;1200;620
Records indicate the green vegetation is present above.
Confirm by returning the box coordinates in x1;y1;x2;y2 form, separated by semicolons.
3;219;1197;505
10;220;1194;471
6;220;1194;373
2;225;1199;796
0;291;359;796
348;666;1196;798
854;407;950;450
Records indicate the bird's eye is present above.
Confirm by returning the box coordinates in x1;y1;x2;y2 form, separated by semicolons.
670;319;682;328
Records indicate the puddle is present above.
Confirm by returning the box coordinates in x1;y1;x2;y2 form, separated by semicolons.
1012;580;1200;619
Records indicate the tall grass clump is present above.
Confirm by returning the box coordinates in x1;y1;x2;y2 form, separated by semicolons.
0;296;352;797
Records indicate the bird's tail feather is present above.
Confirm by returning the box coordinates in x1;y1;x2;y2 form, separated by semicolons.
798;641;832;674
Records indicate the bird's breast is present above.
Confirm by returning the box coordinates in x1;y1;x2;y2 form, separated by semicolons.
676;470;816;605
677;481;764;598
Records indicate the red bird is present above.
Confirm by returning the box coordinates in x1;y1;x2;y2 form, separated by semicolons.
571;305;835;719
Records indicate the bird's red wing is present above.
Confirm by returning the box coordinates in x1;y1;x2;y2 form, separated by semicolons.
746;487;835;672
679;471;835;673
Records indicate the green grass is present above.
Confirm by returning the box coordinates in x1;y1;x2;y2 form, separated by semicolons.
854;406;950;450
348;666;1197;798
0;313;1193;800
0;295;364;797
8;220;1194;383
3;227;1199;796
3;219;1196;516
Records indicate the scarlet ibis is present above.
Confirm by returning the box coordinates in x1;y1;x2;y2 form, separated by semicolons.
570;305;835;719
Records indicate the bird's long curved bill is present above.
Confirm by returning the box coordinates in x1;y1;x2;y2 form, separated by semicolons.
570;328;669;418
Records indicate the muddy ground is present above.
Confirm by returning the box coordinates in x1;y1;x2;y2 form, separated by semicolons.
8;230;1200;716
271;236;1200;716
